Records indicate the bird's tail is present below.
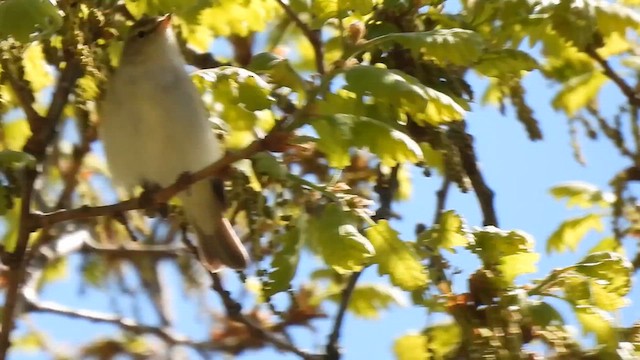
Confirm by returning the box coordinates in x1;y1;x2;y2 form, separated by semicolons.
179;180;249;272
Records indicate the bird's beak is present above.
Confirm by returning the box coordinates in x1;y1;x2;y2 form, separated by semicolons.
158;13;172;31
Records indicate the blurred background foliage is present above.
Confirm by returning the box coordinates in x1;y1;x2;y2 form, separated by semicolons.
0;0;639;359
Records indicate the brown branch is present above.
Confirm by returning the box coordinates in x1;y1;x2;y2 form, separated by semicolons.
23;61;82;161
585;47;640;108
450;122;498;227
0;57;43;127
24;294;196;346
433;176;451;224
31;138;269;230
325;271;362;360
209;273;321;360
274;0;325;74
0;58;82;360
0;168;37;359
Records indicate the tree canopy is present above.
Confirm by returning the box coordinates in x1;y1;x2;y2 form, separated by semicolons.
0;0;639;359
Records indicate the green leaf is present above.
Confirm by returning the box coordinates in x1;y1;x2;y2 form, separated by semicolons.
552;71;608;117
575;306;616;347
368;29;485;66
311;0;374;25
307;204;375;274
38;257;68;289
249;52;307;102
265;229;301;297
575;252;632;302
312;115;423;168
0;0;62;42
366;220;428;291
497;252;540;284
474;49;539;78
0;150;36;169
22;42;53;91
252;152;288;181
424;323;462;358
2;119;33;151
198;0;281;36
328;283;406;319
470;227;535;266
193;66;273;112
594;1;640;36
588;237;623;254
420;210;468;253
2;197;21;252
394;333;428;360
525;301;565;327
12;331;44;352
547;213;603;253
550;181;615;208
343;65;467;125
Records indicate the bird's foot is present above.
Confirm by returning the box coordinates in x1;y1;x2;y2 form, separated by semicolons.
139;181;169;217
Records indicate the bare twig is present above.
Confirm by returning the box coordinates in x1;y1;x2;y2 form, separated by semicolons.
274;0;325;74
433;176;451;224
31;138;269;230
325;271;362;360
585;47;640;108
209;273;321;359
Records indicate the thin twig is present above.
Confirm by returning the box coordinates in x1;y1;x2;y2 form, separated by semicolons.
274;0;325;74
210;273;321;359
433;177;451;224
325;271;362;360
31;138;269;230
0;57;43;126
585;47;640;108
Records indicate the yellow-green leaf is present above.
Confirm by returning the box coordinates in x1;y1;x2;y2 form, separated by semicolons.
369;29;485;66
497;252;540;284
366;220;428;291
547;214;603;253
575;306;616;347
343;65;467;125
312;115;423;168
421;210;468;253
2;119;33;151
394;333;428;360
265;229;301;297
0;0;62;42
474;49;539;78
552;71;608;117
308;204;375;274
549;181;615;208
329;283;406;319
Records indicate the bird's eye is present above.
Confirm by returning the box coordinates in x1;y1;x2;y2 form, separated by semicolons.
136;30;145;38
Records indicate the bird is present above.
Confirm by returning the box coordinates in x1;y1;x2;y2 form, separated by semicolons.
99;14;249;271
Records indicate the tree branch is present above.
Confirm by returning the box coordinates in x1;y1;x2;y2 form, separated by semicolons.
325;271;362;360
433;176;451;224
30;137;269;230
274;0;324;74
0;58;82;360
450;123;498;227
209;273;321;359
585;47;640;108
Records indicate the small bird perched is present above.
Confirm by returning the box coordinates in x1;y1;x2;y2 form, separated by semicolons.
99;14;249;271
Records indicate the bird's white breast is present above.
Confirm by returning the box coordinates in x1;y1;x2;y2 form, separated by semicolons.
100;63;222;190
